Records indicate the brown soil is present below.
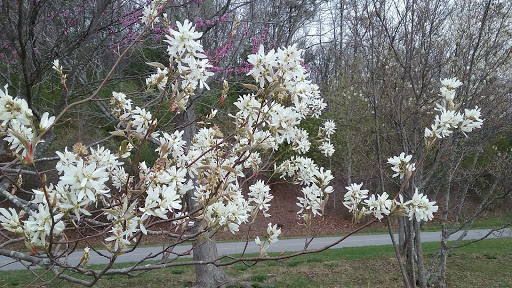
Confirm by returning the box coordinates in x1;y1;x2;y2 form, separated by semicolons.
215;183;359;241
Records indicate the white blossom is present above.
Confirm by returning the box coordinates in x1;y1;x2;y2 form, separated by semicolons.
323;120;336;137
387;152;415;179
247;45;277;88
131;107;154;135
57;188;92;221
141;1;160;28
440;78;463;90
4;119;34;158
52;59;62;72
405;189;438;222
39;112;55;131
292;127;311;154
146;67;169;90
105;225;131;252
248;180;273;217
319;141;335;157
343;183;369;212
111;91;132;119
266;222;281;244
0;39;342;253
140;184;182;219
165;19;204;59
425;79;483;139
0;84;33;126
59;159;110;202
0;208;23;234
364;192;393;220
23;204;65;247
460;106;484;134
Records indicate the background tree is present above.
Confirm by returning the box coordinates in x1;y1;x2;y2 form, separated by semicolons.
308;0;511;287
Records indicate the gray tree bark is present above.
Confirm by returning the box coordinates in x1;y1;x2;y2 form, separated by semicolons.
176;96;228;288
192;226;229;288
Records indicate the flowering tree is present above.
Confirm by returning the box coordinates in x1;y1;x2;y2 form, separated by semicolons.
341;78;486;288
308;1;509;287
0;3;484;288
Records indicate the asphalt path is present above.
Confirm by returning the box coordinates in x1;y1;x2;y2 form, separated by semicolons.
1;228;511;271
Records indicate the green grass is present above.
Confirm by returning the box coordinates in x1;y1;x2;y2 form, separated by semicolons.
2;238;511;288
353;213;512;235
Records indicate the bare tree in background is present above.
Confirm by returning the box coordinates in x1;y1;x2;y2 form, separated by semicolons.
308;0;512;287
0;0;140;113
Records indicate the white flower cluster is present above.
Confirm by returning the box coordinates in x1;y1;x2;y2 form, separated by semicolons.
342;183;438;222
255;223;281;256
248;180;273;217
165;19;213;92
131;107;155;136
1;84;33;160
232;45;336;158
143;19;214;109
365;192;393;220
276;157;334;218
146;67;169;91
425;78;484;140
342;149;437;222
0;84;55;162
221;45;336;226
247;44;327;118
24;204;65;247
141;0;161;28
387;152;416;179
319;120;336;157
0;208;23;234
0;84;33;126
295;167;334;217
338;78;485;224
111;91;157;138
111;91;132;120
3;119;34;159
103;201;148;252
0;202;67;248
188;128;251;234
54;148;112;196
0;142;126;248
343;183;369;213
403;189;438;222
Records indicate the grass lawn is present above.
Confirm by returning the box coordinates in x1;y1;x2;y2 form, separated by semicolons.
359;212;512;235
1;238;511;287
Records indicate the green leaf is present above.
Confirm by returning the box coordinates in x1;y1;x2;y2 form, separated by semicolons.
146;62;166;69
221;165;238;174
243;83;258;91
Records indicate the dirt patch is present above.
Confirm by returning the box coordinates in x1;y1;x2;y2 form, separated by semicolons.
215;183;381;241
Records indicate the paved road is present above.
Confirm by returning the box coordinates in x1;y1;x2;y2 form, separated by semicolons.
1;228;511;271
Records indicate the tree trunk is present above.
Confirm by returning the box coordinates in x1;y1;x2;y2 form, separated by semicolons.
414;219;427;288
398;216;406;255
436;240;449;288
176;98;228;288
346;141;352;186
192;227;229;288
405;220;416;287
